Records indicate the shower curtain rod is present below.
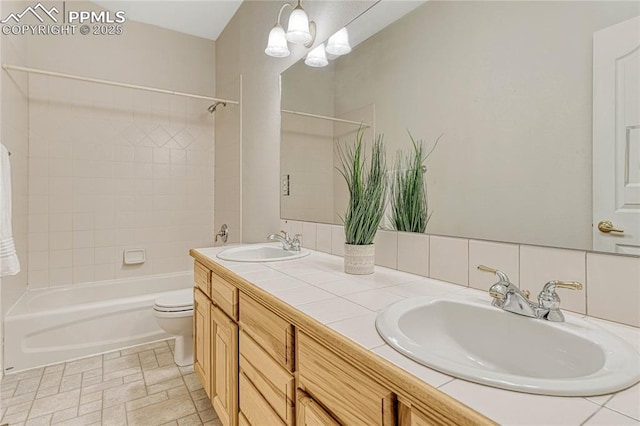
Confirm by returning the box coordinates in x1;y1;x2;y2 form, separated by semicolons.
281;109;371;127
2;64;239;105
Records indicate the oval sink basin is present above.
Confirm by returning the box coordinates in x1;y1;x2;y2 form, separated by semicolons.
376;297;640;396
217;243;310;262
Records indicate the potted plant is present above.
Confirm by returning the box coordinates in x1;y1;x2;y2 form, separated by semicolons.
390;132;441;233
336;127;387;274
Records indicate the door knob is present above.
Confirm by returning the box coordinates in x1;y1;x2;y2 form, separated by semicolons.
597;220;624;234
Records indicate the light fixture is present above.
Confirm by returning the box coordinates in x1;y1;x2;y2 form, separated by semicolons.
286;2;312;44
305;44;328;67
265;24;290;57
325;27;351;56
265;1;316;58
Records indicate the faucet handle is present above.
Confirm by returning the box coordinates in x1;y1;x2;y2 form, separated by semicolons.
538;280;583;321
280;230;290;240
477;265;511;283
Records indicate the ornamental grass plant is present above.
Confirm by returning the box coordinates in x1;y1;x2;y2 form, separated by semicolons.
336;127;387;245
390;132;442;233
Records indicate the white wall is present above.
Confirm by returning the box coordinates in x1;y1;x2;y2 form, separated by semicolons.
329;1;640;250
215;0;375;243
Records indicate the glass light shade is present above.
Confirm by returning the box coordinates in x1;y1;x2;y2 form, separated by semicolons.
286;6;312;44
305;44;328;67
265;24;290;58
326;27;351;56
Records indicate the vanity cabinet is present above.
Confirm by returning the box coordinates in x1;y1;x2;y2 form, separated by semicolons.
296;391;340;426
193;287;211;398
191;252;493;426
297;331;395;425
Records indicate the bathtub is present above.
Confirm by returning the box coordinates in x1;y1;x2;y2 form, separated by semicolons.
4;271;193;373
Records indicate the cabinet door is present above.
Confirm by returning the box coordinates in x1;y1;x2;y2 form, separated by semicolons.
211;305;239;426
297;392;340;426
194;288;211;398
297;332;395;426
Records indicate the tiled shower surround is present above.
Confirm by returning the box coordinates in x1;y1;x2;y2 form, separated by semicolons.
26;75;215;288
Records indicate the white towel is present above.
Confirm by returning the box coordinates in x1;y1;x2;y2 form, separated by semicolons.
1;143;20;276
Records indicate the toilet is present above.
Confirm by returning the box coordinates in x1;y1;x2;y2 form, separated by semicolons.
153;289;194;366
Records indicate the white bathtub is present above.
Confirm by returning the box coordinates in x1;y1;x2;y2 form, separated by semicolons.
4;272;193;373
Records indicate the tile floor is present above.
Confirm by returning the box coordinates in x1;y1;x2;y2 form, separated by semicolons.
0;339;222;426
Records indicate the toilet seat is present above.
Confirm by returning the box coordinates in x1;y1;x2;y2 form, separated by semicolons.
153;289;193;313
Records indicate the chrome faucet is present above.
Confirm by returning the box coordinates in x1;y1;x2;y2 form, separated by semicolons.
478;265;582;322
267;230;302;252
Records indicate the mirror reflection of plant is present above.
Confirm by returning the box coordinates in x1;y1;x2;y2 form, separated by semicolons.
390;132;442;233
336;127;387;245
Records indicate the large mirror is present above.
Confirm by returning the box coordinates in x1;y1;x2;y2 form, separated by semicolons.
281;1;640;255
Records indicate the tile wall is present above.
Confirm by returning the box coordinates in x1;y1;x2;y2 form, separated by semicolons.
27;75;215;288
281;220;640;328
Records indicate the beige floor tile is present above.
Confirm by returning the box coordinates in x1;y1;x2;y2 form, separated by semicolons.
79;391;102;406
36;386;60;399
15;377;42;396
51;406;80;423
1;379;18;398
202;419;223;426
102;404;127;426
167;386;189;398
139;351;159;370
4;400;33;417
123;372;144;384
103;367;142;382
40;371;64;389
44;364;65;375
127;394;196;425
55;410;101;426
125;391;168;412
189;389;207;402
103;351;121;361
78;399;102;416
103;381;147;408
154;346;171;355
64;357;102;376
178;366;194;376
143;365;181;387
2;391;37;408
146;378;184;395
120;341;168;356
30;389;81;419
156;352;175;367
103;355;140;374
1;408;30;424
182;374;202;392
4;368;44;383
25;413;53;426
81;375;103;388
80;378;123;396
194;398;213;413
82;369;102;380
198;409;218;423
160;421;179;426
177;413;203;426
59;374;82;393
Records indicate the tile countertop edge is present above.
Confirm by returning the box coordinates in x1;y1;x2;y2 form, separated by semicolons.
190;246;640;426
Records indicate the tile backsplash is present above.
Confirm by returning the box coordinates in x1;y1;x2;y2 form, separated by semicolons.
282;219;640;328
27;76;215;288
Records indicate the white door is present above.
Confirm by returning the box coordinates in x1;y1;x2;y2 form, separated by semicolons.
593;16;640;254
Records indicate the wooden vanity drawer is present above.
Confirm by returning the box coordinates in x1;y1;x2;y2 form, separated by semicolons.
239;372;286;426
297;331;395;426
211;270;238;320
194;261;211;296
239;292;294;372
240;330;294;425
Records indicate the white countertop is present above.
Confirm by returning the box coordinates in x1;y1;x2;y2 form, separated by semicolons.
195;245;640;426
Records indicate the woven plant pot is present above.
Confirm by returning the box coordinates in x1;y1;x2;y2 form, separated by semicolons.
344;243;375;275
